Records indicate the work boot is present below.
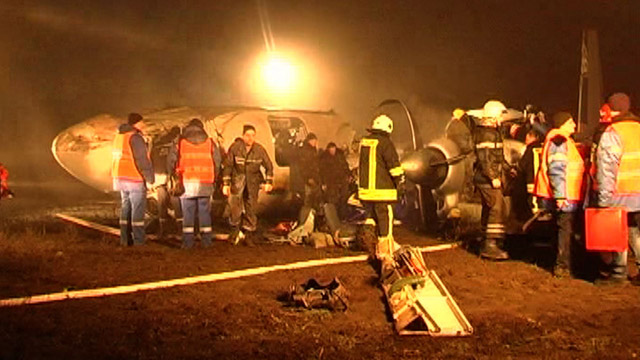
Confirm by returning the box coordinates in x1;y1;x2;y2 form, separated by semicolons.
629;274;640;286
158;219;167;239
553;265;571;279
595;275;629;286
243;231;256;247
480;239;509;260
229;228;244;245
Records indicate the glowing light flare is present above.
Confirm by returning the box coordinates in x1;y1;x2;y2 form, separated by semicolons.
260;54;297;94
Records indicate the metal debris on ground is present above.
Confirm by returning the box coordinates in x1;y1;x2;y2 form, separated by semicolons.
289;277;349;311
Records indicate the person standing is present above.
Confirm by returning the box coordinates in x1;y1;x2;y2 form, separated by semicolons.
595;93;640;285
358;114;406;260
534;112;585;278
320;142;351;219
222;124;274;245
168;119;221;249
151;126;182;239
474;100;510;260
111;113;155;246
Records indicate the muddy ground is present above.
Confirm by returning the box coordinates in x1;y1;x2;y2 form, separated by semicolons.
1;183;640;359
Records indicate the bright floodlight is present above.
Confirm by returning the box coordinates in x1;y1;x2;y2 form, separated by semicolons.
261;53;296;94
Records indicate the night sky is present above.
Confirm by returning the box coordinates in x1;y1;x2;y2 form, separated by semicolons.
1;0;639;179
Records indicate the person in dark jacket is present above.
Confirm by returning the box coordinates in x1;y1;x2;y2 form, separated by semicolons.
111;113;155;246
358;115;406;260
297;133;321;208
474;101;510;260
320;142;351;219
511;129;543;221
168;119;221;248
151;126;182;238
222;124;274;244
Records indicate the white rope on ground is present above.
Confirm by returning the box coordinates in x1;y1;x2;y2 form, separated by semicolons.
56;213;120;236
0;241;457;307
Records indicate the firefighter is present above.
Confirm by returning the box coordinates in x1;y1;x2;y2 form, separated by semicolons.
584;103;615;207
534;112;585;278
595;93;640;285
111;113;155;246
168;119;221;249
222;124;274;245
446;108;475;200
473;100;510;260
358;114;406;260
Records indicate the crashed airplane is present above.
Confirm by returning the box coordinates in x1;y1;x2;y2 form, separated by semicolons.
52;106;355;211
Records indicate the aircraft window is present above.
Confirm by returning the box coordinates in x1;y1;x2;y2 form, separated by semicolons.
268;115;308;166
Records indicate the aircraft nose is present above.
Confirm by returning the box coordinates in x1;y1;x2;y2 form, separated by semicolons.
52;114;121;192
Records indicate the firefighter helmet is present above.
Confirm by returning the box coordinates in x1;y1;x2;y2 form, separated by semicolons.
372;115;394;133
482;100;507;119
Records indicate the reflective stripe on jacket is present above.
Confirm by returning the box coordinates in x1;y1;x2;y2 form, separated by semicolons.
534;129;585;201
610;121;640;195
357;130;403;202
112;131;144;182
177;138;215;185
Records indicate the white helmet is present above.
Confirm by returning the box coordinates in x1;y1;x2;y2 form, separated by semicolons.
483;100;507;119
372;114;394;133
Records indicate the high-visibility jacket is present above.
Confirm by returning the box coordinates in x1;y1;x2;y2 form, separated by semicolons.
358;129;404;202
177;138;215;185
112;131;144;182
534;129;585;200
609;121;640;195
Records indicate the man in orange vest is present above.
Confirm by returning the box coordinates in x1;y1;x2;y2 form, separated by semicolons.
111;113;155;246
534;112;585;278
595;93;640;285
168;118;221;249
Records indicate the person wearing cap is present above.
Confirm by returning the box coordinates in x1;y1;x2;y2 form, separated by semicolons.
595;93;640;285
222;124;274;245
534;112;585;278
167;119;221;249
474;100;510;260
111;112;155;246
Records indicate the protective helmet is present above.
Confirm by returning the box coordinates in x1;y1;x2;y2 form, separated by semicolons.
372;114;394;133
482;100;507;119
452;108;465;120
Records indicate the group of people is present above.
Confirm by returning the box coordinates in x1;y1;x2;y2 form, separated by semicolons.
111;114;275;248
111;113;354;249
447;93;640;284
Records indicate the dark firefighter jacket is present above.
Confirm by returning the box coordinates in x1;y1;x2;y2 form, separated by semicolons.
518;140;542;194
473;123;508;186
358;129;404;202
297;142;321;186
222;138;274;195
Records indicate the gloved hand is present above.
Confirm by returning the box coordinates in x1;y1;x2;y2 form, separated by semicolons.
491;178;502;189
396;180;406;199
262;183;273;193
222;185;231;196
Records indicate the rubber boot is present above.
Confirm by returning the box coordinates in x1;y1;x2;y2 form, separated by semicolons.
158;219;167;239
480;239;509;260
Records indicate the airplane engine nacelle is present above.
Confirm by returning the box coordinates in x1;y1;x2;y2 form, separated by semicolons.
402;137;465;195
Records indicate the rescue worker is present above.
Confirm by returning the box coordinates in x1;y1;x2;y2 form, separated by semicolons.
298;133;321;208
222;124;274;245
168;119;221;249
512;129;543;221
0;163;13;200
358;114;406;260
595;93;640;285
584;103;615;207
446;108;475;200
319;142;351;219
151;126;182;238
534;112;585;278
474;100;510;260
111;113;155;246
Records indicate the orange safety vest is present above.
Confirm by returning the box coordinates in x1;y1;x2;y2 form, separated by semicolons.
534;129;585;200
609;121;640;195
112;131;144;182
177;138;215;185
